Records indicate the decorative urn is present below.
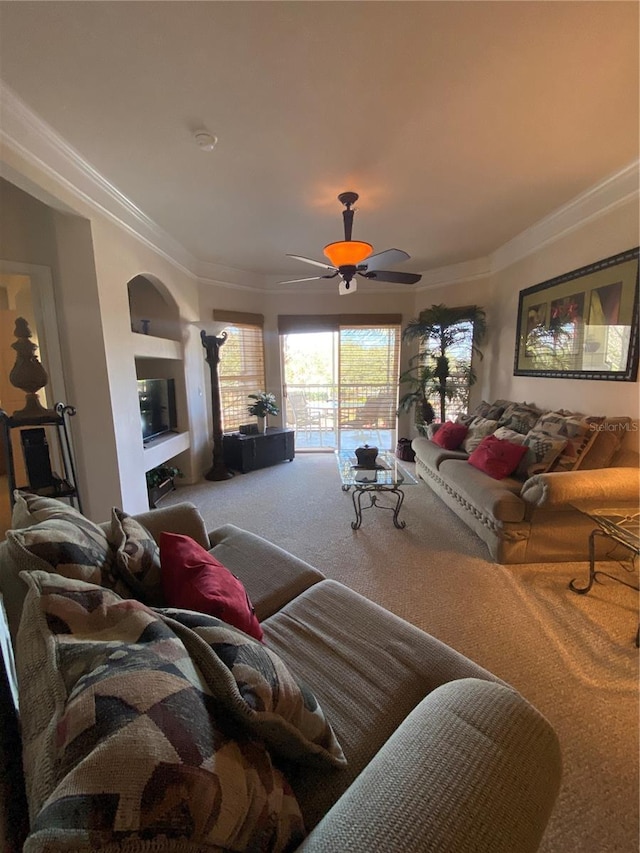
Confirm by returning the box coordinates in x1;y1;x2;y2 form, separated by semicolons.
355;444;378;467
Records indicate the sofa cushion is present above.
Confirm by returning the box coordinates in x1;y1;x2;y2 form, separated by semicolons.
107;508;164;606
577;417;632;469
160;532;263;641
411;436;469;471
468;436;528;480
516;430;567;478
431;421;468;450
261;579;499;830
461;417;499;453
161;607;345;768
438;459;526;523
16;571;305;853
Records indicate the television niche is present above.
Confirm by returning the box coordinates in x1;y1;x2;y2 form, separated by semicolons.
138;378;177;444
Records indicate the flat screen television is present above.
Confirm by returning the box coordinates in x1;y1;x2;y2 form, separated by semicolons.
138;378;177;443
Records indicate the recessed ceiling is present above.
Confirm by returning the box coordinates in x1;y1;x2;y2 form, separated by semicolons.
0;1;637;279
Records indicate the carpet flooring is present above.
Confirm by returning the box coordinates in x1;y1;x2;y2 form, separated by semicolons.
163;453;638;853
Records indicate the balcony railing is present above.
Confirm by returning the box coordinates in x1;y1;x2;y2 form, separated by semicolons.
284;384;398;451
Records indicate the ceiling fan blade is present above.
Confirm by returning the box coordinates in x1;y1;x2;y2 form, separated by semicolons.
359;248;410;271
277;272;338;284
286;254;336;271
360;270;422;284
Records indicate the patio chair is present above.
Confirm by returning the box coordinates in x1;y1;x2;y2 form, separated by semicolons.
287;391;324;446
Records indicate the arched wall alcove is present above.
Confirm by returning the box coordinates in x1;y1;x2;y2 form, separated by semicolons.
127;273;181;341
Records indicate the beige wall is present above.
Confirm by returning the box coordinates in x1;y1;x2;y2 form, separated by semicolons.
412;198;639;420
0;163;208;519
1;143;638;523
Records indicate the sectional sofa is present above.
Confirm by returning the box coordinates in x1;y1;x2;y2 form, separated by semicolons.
412;399;640;564
0;495;561;852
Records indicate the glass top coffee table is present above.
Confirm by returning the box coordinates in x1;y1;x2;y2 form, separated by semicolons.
335;450;417;529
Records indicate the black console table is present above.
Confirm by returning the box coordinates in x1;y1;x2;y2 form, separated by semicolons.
223;428;295;474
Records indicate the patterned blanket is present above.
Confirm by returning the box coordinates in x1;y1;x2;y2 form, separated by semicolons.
16;571;344;853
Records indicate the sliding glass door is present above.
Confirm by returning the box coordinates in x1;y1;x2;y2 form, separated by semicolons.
280;317;401;452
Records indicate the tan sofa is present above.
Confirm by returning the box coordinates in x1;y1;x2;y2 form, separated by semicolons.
0;500;561;853
412;404;640;564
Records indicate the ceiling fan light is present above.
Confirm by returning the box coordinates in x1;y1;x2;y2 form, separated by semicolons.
323;240;373;267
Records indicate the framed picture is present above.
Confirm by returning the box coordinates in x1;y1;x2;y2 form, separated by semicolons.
514;248;639;381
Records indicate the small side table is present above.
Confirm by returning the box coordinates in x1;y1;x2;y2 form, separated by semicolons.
569;502;639;645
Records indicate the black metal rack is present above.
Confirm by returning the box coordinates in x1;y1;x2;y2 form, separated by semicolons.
0;402;82;512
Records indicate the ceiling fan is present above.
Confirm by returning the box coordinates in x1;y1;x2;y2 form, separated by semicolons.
279;191;422;295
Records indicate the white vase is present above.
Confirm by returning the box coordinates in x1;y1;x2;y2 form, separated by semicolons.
257;417;267;434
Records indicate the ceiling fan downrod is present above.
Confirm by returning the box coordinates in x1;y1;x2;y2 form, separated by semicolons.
338;191;359;241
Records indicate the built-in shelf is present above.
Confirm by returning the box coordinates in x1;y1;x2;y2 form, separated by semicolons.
142;430;190;471
132;333;182;360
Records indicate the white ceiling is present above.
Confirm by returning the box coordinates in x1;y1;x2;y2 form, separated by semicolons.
0;1;638;282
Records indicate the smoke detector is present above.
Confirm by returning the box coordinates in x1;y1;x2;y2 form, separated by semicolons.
194;130;218;151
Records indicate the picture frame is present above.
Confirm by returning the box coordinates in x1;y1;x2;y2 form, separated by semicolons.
514;247;639;381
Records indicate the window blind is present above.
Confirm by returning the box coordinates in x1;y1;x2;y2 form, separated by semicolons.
216;316;266;432
338;324;401;449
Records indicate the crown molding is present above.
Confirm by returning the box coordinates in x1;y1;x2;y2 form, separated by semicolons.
196;260;267;291
490;160;640;273
415;257;491;291
0;81;198;278
2;80;637;292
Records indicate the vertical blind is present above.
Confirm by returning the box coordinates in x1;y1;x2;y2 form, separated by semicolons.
214;312;266;432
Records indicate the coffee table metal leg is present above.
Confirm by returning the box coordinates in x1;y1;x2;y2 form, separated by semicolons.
351;487;363;529
349;485;407;529
569;528;598;594
391;487;406;529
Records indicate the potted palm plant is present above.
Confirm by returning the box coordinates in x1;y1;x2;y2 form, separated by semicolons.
247;391;280;434
400;304;487;426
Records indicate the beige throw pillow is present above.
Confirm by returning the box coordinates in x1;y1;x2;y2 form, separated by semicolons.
461;417;499;453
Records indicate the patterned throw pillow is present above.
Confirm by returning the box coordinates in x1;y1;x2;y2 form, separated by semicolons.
497;404;543;435
11;491;88;530
107;508;164;606
6;510;112;587
162;608;347;769
461;417;499;453
16;572;306;853
534;412;603;471
471;401;506;421
516;430;568;479
493;426;526;445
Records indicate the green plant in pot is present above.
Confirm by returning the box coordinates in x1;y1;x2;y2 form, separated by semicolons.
146;465;183;489
400;304;487;426
247;391;279;433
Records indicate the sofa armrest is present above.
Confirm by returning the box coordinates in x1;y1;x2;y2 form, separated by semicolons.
130;501;210;549
298;678;561;853
520;467;640;508
209;524;325;620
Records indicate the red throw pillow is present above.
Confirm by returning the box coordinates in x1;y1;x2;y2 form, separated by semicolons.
432;421;468;450
160;532;263;641
467;435;528;480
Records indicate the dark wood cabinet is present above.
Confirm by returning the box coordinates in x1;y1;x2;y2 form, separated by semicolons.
223;428;295;474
